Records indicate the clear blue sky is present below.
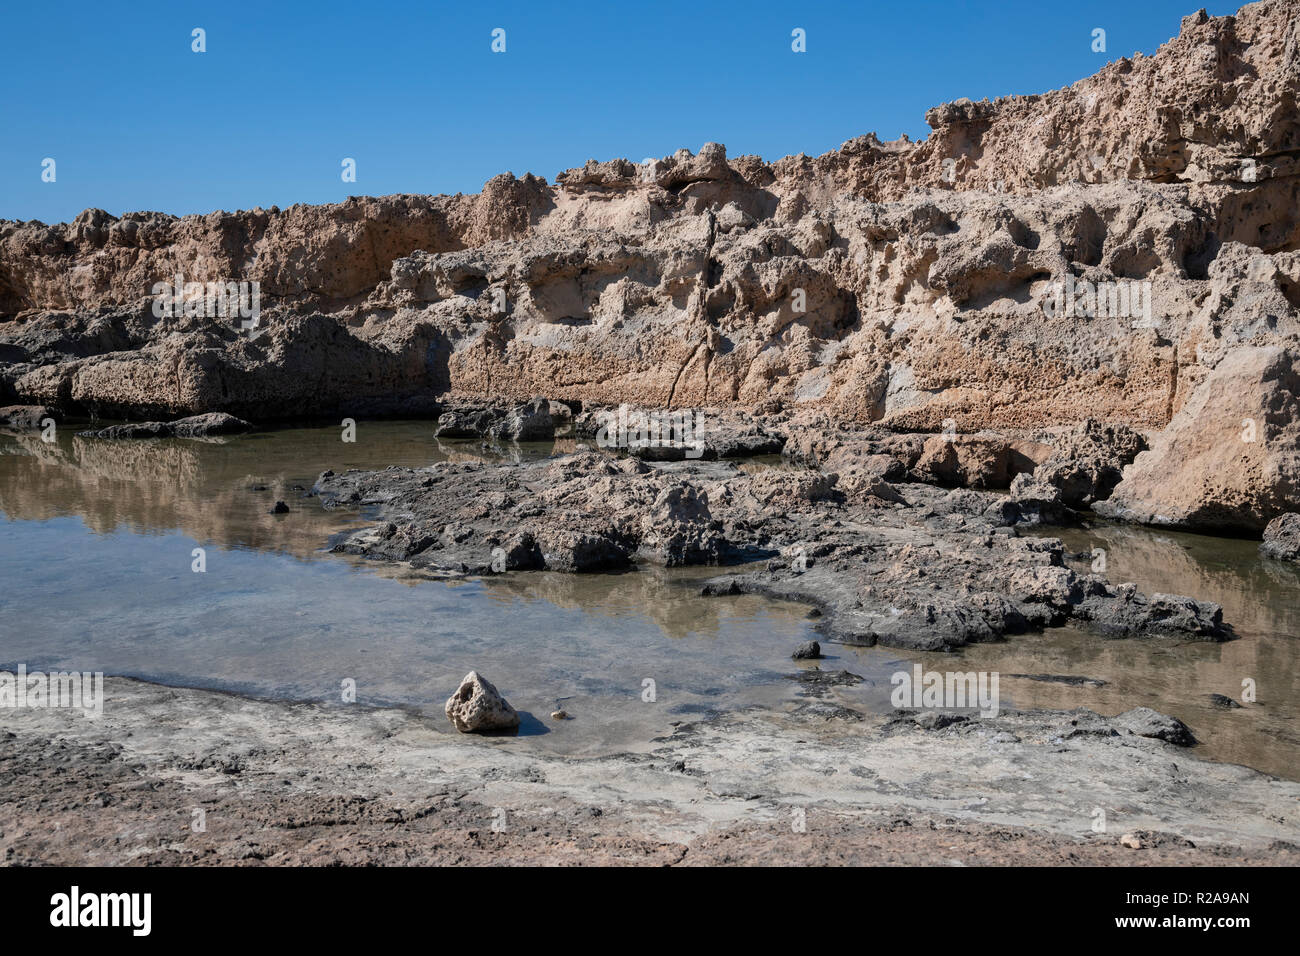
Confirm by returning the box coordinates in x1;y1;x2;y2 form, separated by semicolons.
0;0;1241;225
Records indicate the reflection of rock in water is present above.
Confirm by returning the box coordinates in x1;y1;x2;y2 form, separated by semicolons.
493;565;804;641
432;437;560;465
360;559;803;642
1260;558;1300;592
0;424;575;564
0;429;358;559
1053;524;1300;639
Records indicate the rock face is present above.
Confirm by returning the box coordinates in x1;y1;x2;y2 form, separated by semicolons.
444;671;520;733
1;2;1297;533
913;436;1049;490
1096;347;1300;532
1261;512;1300;560
434;397;566;442
318;452;728;573
1010;419;1148;521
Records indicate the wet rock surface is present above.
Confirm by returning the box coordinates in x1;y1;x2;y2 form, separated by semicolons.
315;448;1228;650
1008;673;1109;688
2;677;1296;865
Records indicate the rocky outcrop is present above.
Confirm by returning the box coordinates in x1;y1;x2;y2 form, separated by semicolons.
1;2;1297;533
1096;347;1300;532
434;397;569;442
1010;420;1148;521
318;452;728;572
444;671;520;733
1261;512;1300;560
1114;707;1198;746
912;435;1051;489
315;452;1227;651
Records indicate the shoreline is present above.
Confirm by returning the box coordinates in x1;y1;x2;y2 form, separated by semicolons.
2;676;1297;866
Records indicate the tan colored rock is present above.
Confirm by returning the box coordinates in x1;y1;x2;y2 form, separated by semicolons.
444;671;520;734
913;436;1051;489
1096;347;1300;532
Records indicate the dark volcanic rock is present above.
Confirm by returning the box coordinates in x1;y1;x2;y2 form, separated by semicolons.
571;406;785;461
1008;673;1108;687
785;669;865;698
1208;693;1242;709
791;700;865;722
791;640;822;660
316;452;726;573
700;579;742;596
915;712;971;731
169;413;255;438
434;397;565;442
1073;587;1224;639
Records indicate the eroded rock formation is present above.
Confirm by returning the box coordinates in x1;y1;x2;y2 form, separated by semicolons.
1;1;1297;533
315;452;1228;651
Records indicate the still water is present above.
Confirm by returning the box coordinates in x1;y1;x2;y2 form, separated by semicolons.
0;422;1295;775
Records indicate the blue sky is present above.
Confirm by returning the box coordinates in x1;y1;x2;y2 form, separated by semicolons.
1;0;1241;224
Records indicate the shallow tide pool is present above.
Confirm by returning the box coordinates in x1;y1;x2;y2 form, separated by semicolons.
0;421;1296;775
